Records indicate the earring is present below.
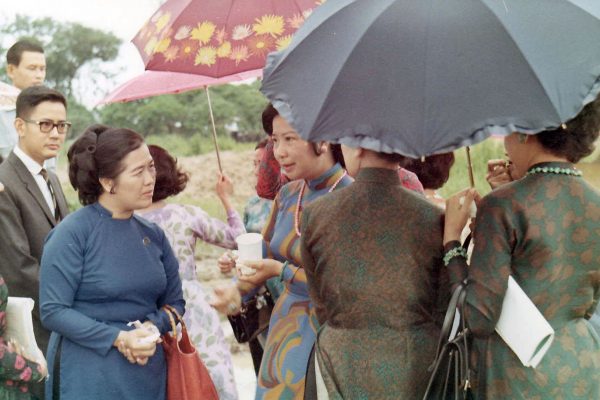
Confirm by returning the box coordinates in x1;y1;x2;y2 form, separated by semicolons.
109;186;116;195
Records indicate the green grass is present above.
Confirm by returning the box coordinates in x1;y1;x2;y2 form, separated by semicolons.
145;133;255;157
439;139;505;198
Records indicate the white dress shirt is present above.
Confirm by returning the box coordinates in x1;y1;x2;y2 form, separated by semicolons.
13;145;55;213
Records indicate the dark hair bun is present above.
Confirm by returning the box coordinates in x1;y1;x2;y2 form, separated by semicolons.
68;125;144;205
537;96;600;163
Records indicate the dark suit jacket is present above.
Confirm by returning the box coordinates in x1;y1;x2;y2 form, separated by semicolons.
0;152;69;354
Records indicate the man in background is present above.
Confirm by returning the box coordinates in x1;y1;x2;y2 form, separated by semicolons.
0;40;48;163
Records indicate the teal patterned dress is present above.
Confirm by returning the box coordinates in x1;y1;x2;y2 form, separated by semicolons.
446;162;600;399
300;168;449;399
0;276;44;400
256;163;352;400
243;195;273;236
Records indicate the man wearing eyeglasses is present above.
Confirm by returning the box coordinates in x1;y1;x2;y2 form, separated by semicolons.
0;85;70;400
0;40;52;168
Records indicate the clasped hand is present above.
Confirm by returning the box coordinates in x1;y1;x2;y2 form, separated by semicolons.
444;188;482;244
114;322;161;366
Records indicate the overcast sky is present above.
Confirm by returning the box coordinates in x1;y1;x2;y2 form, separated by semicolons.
0;0;165;105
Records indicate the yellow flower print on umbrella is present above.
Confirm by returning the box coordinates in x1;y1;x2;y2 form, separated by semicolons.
287;14;305;30
191;21;216;45
153;38;171;54
179;40;198;60
276;35;293;51
248;35;275;57
155;12;171;31
253;15;285;37
229;45;250;65
164;46;179;62
217;42;232;58
215;28;228;45
132;0;324;77
150;10;163;23
232;25;253;41
174;25;192;40
195;46;217;66
144;37;159;56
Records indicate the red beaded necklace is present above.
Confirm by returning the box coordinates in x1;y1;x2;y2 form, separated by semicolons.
294;171;347;237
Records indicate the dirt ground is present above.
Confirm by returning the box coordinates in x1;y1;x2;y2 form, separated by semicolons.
178;149;257;212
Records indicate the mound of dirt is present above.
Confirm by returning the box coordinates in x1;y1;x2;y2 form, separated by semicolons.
178;149;257;212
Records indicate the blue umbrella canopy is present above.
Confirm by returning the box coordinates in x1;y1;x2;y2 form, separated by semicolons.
261;0;600;157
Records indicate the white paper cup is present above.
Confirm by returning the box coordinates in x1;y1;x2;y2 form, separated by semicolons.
235;233;263;260
235;233;263;276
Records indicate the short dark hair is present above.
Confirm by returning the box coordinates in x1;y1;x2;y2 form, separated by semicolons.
262;103;345;167
148;145;189;202
536;96;600;163
376;152;409;165
6;40;44;66
405;152;455;190
261;103;278;136
16;86;67;119
68;124;145;205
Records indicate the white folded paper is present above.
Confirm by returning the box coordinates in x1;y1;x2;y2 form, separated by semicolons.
495;276;554;368
127;320;161;343
6;297;46;364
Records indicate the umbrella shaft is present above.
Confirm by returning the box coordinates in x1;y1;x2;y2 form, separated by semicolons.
205;87;223;173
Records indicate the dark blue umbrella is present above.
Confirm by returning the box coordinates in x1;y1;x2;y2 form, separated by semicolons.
261;0;600;157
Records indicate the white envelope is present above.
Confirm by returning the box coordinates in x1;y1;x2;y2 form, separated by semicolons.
6;297;46;365
495;276;554;368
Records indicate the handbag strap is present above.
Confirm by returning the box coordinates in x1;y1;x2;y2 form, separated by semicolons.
435;234;471;355
163;305;187;335
432;282;466;362
163;306;178;336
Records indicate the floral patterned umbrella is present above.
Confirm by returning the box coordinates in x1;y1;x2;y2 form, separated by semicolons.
132;0;325;77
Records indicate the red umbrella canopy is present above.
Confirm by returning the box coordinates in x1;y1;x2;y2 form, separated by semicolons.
133;0;325;77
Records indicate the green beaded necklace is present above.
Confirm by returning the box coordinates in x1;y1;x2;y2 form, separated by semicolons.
526;166;582;177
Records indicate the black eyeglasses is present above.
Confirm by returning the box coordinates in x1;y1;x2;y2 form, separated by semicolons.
24;119;72;134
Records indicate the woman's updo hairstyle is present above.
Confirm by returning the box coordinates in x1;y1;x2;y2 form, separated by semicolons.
537;95;600;163
404;152;455;190
68;124;145;205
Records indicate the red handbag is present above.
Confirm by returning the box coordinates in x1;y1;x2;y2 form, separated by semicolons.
162;305;219;400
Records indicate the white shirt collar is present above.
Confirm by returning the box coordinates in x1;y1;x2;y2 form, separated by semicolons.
13;145;44;176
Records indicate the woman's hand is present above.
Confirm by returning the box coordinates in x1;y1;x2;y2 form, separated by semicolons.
37;360;48;380
210;284;242;315
216;173;234;200
114;329;159;365
486;159;513;189
444;188;481;245
218;251;237;274
8;339;48;378
237;259;283;287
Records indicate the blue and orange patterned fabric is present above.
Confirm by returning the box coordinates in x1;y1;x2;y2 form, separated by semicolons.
256;163;351;399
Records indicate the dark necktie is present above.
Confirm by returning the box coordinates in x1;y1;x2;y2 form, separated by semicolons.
40;168;60;222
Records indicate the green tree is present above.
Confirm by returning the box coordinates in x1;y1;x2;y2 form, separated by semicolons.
0;15;121;99
1;15;122;137
99;82;268;141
